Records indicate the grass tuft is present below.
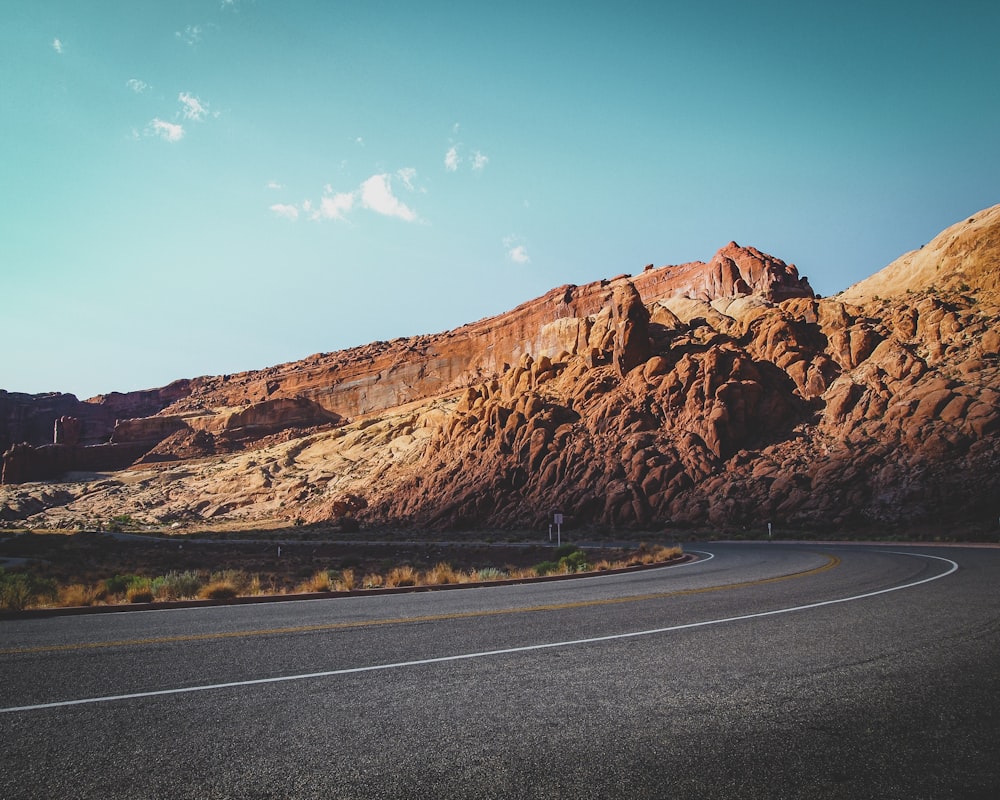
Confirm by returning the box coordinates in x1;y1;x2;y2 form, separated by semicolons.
362;572;384;589
332;568;356;592
384;565;418;588
425;562;459;585
126;579;154;604
298;570;333;593
199;579;239;600
58;583;100;607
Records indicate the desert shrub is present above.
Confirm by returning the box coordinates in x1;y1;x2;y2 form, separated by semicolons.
209;570;252;592
384;565;418;588
299;570;333;593
199;580;239;600
58;583;100;607
104;574;143;596
625;544;682;566
507;566;538;580
153;570;203;600
425;562;459;585
126;579;154;604
332;568;356;592
106;514;137;533
533;561;559;576
558;550;590;573
362;573;384;589
0;570;57;611
553;544;579;559
472;567;507;582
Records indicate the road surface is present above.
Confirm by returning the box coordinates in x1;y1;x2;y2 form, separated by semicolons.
1;542;998;798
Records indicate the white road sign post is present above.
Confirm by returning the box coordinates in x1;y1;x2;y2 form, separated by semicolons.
554;513;563;547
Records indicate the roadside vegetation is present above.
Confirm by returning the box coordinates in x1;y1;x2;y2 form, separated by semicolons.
0;543;681;611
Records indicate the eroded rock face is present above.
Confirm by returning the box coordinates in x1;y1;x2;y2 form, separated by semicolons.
3;209;999;535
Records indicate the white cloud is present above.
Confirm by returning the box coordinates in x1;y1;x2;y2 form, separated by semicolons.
175;25;203;46
508;245;530;264
52;38;63;54
147;118;184;142
504;235;530;264
126;78;150;94
360;174;417;221
445;139;488;173
269;203;299;220
316;191;355;221
178;92;208;121
272;171;419;225
396;167;418;191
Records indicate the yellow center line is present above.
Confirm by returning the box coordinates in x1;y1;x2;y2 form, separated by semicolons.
2;554;840;656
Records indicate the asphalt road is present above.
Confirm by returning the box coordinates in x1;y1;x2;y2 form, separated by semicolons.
1;542;998;799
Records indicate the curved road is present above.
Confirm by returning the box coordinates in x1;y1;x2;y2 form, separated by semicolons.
1;542;998;798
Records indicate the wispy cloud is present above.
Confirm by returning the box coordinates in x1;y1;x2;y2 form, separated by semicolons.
147;118;184;142
361;174;417;221
52;38;63;54
504;235;530;264
444;138;489;173
126;78;150;94
270;169;420;224
269;203;299;221
178;92;208;121
396;167;418;191
175;25;204;46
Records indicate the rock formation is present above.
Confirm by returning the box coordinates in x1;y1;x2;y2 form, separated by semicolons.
2;205;998;535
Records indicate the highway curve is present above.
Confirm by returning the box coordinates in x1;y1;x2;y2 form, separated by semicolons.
1;542;998;799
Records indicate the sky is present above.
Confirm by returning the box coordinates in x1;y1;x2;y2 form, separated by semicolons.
3;0;999;400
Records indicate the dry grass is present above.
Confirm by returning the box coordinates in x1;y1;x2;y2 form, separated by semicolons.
425;562;460;585
362;572;384;589
57;583;100;607
199;579;239;600
384;565;418;588
10;543;684;609
333;568;356;592
298;570;333;593
126;582;154;604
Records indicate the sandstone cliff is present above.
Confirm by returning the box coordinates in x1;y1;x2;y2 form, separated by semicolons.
2;206;998;534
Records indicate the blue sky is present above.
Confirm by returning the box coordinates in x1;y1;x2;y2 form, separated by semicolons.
3;0;998;399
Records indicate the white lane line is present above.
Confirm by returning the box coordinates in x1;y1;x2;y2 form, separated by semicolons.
0;551;956;715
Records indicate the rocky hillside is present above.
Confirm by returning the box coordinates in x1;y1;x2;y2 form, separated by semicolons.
2;206;998;534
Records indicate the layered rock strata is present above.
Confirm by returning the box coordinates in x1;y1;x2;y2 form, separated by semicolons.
2;207;998;534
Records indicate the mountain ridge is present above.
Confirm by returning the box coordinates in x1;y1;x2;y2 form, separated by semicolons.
3;206;998;534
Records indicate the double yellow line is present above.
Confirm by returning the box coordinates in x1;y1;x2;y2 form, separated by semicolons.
2;553;839;656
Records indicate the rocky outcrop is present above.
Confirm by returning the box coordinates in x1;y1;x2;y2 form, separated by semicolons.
0;441;152;485
2;206;998;535
0;391;114;454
